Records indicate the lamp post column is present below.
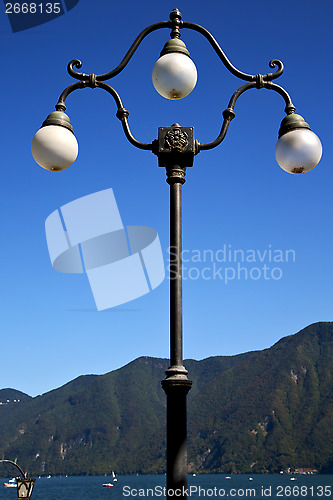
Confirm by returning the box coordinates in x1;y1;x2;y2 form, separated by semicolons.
159;124;194;498
162;166;192;498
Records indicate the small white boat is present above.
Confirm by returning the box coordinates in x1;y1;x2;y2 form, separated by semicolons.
112;471;117;482
103;483;114;488
3;478;16;488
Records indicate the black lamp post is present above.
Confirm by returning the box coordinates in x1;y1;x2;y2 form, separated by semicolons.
0;460;36;499
31;8;322;498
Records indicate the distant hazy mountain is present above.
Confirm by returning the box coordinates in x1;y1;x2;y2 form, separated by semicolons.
0;322;332;476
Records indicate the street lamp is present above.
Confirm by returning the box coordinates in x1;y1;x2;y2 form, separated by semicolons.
31;7;322;497
0;460;36;499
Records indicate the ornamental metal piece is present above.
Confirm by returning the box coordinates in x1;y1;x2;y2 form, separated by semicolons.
278;113;311;138
157;125;195;170
164;128;188;152
52;7;296;157
160;38;190;58
41;110;74;132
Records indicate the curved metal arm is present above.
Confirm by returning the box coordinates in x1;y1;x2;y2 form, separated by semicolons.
55;81;152;151
97;82;153;150
182;21;284;82
0;459;26;478
67;11;284;85
68;21;171;82
56;79;123;110
199;82;255;151
263;81;296;114
56;81;86;108
199;80;296;151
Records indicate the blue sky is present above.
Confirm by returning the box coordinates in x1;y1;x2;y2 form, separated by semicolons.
1;0;332;397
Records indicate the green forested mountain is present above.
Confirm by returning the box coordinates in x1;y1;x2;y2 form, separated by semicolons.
188;322;333;473
0;388;31;404
0;322;332;476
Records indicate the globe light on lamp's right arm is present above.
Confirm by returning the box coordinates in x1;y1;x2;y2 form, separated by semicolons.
152;38;197;100
275;113;322;174
31;110;78;171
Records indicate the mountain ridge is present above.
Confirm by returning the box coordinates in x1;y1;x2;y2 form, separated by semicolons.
0;322;332;475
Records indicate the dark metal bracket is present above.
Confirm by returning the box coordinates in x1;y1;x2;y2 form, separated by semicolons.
157;124;196;172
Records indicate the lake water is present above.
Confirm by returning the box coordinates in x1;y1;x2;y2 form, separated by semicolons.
1;474;332;499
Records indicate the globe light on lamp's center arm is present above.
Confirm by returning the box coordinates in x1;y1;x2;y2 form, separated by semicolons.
152;52;197;100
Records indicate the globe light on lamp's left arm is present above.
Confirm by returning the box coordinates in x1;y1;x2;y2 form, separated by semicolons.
275;113;322;174
31;111;78;171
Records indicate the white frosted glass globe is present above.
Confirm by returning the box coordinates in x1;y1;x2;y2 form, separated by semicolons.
152;52;197;100
275;128;322;174
31;125;78;171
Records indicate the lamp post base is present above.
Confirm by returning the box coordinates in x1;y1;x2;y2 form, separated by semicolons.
162;370;192;499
